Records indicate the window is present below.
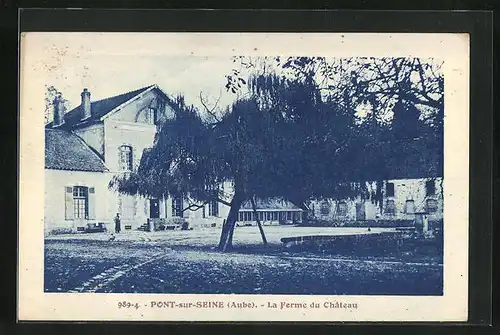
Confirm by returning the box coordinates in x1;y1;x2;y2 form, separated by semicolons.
147;107;157;125
172;195;183;217
426;199;438;214
73;186;88;219
426;180;436;196
208;200;219;217
320;201;330;215
66;186;95;220
337;202;348;216
385;199;396;214
120;195;136;219
405;200;415;214
118;145;133;171
272;212;278;221
286;212;292;221
386;182;395;197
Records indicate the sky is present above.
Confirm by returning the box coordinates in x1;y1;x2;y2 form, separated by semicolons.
22;33;449;123
23;33;244;113
43;54;240;112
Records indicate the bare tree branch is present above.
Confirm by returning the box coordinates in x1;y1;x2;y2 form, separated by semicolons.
182;202;208;212
199;91;222;122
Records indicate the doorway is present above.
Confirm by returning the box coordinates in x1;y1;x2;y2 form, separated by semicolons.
150;198;160;218
355;202;366;221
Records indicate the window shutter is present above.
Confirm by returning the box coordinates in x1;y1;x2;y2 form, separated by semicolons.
65;186;74;220
182;199;189;218
87;187;96;219
164;198;168;218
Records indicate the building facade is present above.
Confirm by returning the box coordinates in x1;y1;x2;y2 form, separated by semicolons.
309;178;443;224
45;85;231;234
44;84;443;234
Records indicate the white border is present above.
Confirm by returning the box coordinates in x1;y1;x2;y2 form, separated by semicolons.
18;32;469;322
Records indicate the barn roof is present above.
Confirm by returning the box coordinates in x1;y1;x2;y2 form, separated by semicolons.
46;85;169;129
45;129;108;172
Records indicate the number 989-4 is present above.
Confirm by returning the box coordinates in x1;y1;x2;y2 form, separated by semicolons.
118;301;140;309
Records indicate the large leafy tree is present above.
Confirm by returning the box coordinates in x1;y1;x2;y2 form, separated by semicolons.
112;56;443;252
227;56;444;202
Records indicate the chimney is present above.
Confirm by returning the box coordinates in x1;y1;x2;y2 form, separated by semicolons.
52;93;65;127
81;88;91;120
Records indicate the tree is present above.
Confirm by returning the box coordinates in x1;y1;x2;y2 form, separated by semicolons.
110;95;272;251
226;56;444;208
112;57;444;252
227;56;443;126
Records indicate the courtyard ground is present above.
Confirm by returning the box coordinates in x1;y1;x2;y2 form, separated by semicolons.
44;226;443;295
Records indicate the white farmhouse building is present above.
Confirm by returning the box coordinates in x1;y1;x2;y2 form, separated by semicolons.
45;85;232;234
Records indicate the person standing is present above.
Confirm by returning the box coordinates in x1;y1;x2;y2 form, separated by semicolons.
114;213;121;233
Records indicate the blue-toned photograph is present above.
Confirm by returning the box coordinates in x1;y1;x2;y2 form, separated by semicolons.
43;56;444;295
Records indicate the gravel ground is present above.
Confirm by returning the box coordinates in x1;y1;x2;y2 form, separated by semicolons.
45;226;397;245
44;227;443;295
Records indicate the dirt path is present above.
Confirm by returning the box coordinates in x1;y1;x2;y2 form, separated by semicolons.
67;252;171;293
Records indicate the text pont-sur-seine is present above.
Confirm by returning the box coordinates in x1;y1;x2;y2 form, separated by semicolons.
147;301;358;310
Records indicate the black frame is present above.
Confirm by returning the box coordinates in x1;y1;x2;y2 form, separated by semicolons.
8;7;493;332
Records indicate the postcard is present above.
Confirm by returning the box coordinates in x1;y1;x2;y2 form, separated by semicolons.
18;32;469;322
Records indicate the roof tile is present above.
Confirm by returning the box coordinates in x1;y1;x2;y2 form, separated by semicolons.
45;129;108;172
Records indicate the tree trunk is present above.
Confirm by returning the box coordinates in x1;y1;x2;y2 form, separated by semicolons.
218;195;243;252
251;197;267;245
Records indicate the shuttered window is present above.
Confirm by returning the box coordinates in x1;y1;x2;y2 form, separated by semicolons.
426;199;438;213
208;200;219;217
385;199;396;214
320;201;330;215
337;202;348;216
65;186;95;220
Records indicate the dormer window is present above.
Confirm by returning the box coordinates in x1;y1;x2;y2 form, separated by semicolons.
118;145;133;171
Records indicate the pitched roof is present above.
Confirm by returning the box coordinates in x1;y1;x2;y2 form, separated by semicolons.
240;198;302;211
47;85;156;129
45;129;108;172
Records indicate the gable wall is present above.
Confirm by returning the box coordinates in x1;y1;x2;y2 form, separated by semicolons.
106;89;175;124
73;124;105;157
